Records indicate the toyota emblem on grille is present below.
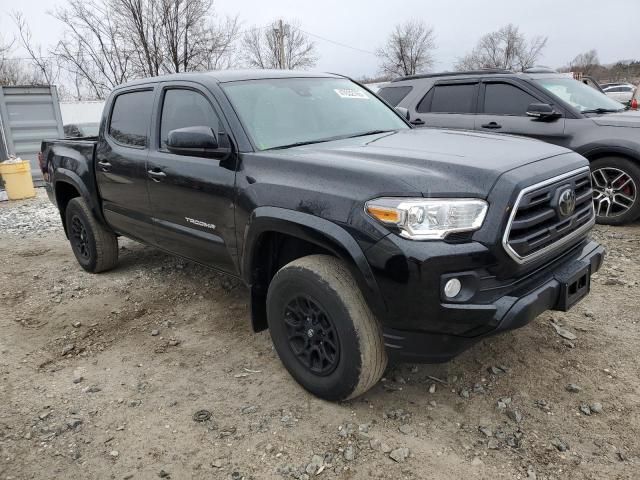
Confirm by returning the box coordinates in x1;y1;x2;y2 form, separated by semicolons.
557;189;576;217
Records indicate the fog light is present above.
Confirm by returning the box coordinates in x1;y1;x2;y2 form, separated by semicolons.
444;278;462;298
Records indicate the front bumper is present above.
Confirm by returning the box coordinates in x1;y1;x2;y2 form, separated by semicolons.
367;238;604;363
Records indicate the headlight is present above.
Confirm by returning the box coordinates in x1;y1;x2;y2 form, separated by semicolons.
365;197;488;240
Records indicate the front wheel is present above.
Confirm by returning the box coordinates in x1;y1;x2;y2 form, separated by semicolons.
591;157;640;225
266;255;387;401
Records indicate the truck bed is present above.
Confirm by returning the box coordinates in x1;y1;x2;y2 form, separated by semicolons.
40;137;99;212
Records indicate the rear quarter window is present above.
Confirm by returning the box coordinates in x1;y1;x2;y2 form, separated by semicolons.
109;90;154;147
378;86;413;107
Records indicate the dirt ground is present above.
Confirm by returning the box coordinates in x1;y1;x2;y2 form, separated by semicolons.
1;190;638;480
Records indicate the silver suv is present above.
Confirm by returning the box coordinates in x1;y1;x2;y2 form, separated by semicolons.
379;69;640;225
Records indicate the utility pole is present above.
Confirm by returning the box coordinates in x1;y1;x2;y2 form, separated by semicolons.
274;19;288;69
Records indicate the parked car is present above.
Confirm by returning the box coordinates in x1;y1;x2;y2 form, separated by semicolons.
600;82;630;90
579;76;605;93
602;84;635;104
40;70;604;400
631;84;639;110
380;70;640;224
63;122;100;138
363;81;389;93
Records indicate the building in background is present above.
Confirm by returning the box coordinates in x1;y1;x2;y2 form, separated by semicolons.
0;86;64;186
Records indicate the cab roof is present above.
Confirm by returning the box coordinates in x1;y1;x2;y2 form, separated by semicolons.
388;68;570;85
114;69;342;90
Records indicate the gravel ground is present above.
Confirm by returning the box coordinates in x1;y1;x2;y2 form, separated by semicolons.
1;190;639;480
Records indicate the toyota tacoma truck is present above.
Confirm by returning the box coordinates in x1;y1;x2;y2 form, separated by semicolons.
40;70;605;401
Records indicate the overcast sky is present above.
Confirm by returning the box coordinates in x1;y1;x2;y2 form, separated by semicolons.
2;0;639;78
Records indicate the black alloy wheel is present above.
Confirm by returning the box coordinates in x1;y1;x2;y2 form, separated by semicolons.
64;197;119;273
283;295;340;376
70;215;91;260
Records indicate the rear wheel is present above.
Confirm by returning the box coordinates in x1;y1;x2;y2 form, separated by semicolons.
267;255;387;401
65;197;118;273
590;157;640;225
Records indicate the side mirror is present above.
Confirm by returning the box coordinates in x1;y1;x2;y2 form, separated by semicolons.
166;126;230;158
526;103;562;120
395;106;410;121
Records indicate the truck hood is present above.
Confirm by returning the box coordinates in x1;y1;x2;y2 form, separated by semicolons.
278;128;578;197
590;110;640;128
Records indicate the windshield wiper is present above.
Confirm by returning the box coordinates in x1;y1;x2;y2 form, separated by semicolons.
264;137;343;150
581;108;623;114
264;130;396;150
346;129;396;139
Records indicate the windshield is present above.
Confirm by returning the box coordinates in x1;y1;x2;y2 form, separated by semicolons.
534;77;625;113
222;77;408;150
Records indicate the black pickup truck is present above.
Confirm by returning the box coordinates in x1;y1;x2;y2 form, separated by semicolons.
41;70;604;401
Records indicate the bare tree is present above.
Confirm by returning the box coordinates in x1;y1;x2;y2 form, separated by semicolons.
49;0;242;98
110;0;164;77
0;29;17;85
157;0;210;72
376;21;436;77
52;0;133;98
12;11;59;85
242;20;317;70
0;24;45;86
154;0;241;72
567;49;600;75
202;15;241;70
0;61;35;86
456;24;547;72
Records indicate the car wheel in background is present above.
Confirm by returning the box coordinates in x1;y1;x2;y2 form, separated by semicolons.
65;197;119;273
590;157;640;225
266;255;387;401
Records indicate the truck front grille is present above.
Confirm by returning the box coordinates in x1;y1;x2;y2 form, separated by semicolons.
503;167;595;264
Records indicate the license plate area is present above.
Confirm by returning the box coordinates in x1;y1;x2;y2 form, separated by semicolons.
554;262;590;311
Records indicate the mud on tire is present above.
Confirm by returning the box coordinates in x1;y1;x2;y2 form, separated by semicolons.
65;197;118;273
266;254;387;401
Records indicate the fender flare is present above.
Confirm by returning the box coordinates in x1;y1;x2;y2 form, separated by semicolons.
242;206;387;320
578;144;640;163
53;168;109;229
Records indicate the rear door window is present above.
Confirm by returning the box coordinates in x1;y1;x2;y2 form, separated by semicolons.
378;86;413;106
483;83;539;116
417;83;477;113
109;90;154;147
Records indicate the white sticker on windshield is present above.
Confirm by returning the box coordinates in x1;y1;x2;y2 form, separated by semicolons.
334;88;368;99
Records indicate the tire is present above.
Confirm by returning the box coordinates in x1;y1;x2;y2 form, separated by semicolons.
590;157;640;225
65;197;118;273
266;255;387;401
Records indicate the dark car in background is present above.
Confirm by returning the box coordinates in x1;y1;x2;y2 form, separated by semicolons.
379;69;640;225
63;122;100;138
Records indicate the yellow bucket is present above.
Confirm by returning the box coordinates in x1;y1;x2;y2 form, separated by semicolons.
0;161;36;200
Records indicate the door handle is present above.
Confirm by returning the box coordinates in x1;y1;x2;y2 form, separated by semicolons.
481;122;502;129
148;169;167;182
411;118;425;125
97;160;112;171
